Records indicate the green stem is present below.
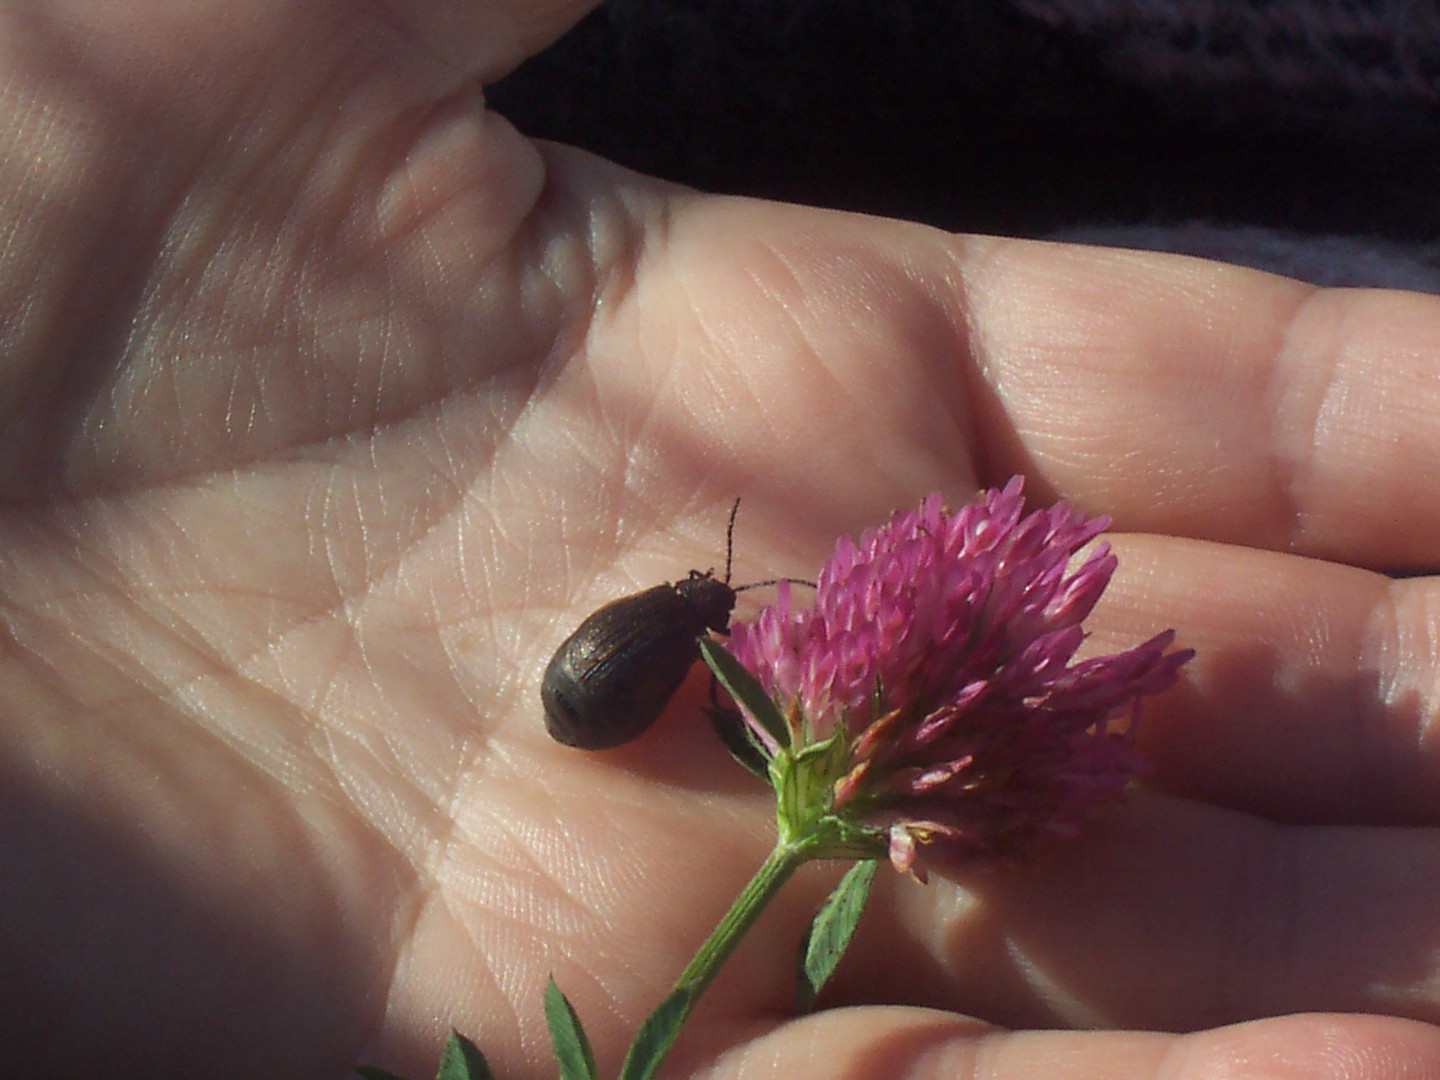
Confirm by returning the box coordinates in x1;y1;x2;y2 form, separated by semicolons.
615;838;817;1080
672;838;812;1004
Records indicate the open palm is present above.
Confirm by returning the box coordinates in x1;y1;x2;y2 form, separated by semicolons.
5;3;1440;1078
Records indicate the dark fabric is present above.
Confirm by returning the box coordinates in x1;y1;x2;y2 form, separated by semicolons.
488;0;1440;290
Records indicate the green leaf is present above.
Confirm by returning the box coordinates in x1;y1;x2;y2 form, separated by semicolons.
699;638;788;751
545;976;599;1080
353;1030;494;1080
796;859;879;1012
436;1030;496;1080
616;986;694;1080
704;702;770;778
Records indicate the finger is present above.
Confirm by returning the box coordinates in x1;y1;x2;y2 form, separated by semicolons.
958;240;1440;568
840;792;1440;1032
542;199;1440;571
695;1007;1440;1080
1089;533;1440;826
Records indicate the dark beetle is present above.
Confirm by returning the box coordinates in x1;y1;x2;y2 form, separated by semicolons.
541;567;738;749
542;500;753;750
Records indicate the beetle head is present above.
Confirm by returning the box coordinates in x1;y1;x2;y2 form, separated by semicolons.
676;570;737;633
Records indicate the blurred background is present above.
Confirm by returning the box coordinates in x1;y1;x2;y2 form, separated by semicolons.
488;0;1440;291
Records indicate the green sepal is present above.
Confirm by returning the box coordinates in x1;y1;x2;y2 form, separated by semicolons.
545;976;599;1080
771;728;852;843
616;985;694;1080
699;638;787;751
796;859;879;1012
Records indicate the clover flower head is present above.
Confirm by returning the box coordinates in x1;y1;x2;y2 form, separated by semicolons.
726;478;1193;879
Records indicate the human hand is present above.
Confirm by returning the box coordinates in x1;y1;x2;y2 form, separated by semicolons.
4;3;1440;1079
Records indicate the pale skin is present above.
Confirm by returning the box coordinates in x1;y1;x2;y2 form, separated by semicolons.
4;2;1440;1079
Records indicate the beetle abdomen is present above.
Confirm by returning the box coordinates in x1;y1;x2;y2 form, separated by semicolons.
541;581;735;749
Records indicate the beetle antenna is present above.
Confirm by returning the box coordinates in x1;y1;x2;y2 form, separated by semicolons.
734;577;817;592
724;497;740;584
